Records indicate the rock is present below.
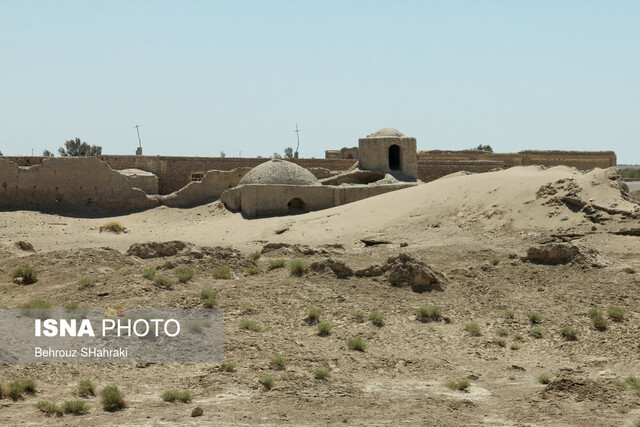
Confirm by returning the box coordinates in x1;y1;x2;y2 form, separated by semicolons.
191;407;204;417
310;259;354;278
361;237;391;246
524;243;579;265
126;241;189;259
15;241;35;252
355;265;385;277
327;259;353;278
385;253;446;292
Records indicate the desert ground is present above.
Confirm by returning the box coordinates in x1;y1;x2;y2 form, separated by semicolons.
1;165;640;426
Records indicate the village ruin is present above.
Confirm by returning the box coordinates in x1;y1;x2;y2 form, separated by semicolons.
0;128;617;216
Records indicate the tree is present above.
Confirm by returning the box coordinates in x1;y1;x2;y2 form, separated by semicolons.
220;151;226;158
272;152;282;159
42;149;54;157
473;144;493;152
283;147;294;158
58;138;102;157
0;150;3;156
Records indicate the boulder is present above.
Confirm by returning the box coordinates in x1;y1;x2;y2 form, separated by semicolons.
524;243;579;265
126;241;189;259
386;253;446;292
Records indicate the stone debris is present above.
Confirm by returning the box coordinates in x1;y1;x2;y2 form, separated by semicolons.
15;241;35;252
386;253;446;292
126;241;189;259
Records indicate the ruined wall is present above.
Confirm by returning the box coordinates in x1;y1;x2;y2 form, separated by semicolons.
99;156;357;194
221;183;414;217
160;167;251;207
2;156;357;195
416;150;616;182
0;157;159;212
117;170;159;194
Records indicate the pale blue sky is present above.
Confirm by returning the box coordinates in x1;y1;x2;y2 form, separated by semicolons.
1;1;638;163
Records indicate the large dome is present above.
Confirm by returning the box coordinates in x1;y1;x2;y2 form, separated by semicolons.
239;159;321;186
366;127;405;138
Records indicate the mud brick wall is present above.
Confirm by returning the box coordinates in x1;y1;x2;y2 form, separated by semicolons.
418;160;507;182
99;156;357;194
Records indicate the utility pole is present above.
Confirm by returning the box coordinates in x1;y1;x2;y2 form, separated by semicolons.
293;123;300;158
31;148;34;156
133;125;142;155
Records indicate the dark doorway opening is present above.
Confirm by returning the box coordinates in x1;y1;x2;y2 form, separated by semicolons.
287;198;307;214
346;153;353;159
389;144;401;170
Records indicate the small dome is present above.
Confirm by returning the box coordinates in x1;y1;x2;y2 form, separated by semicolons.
239;159;321;186
367;128;405;138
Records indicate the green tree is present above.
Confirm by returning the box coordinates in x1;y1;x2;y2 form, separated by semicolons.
474;144;493;152
58;138;102;157
283;147;294;158
272;152;282;159
42;149;54;157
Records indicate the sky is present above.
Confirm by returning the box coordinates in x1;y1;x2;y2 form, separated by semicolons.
1;1;639;163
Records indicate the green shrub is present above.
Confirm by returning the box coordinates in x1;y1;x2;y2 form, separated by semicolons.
260;376;275;390
249;251;261;261
64;302;79;310
62;399;90;415
588;308;608;331
347;337;368;352
464;322;482;336
495;328;509;337
607;306;626;322
161;390;193;403
153;275;174;289
368;311;384;327
222;360;237;372
20;300;51;318
77;276;95;288
489;257;501;266
289;259;308;276
445;379;470;391
617;407;630;414
416;306;442;322
502;310;515;319
306;307;322;324
317;322;333;336
77;379;95;397
100;222;124;233
142;267;156;280
537;374;551;384
351;310;366;322
559;326;578;340
11;266;39;284
212;265;231;279
512;333;524;341
314;368;331;380
270;353;287;370
625;376;640;394
492;338;506;347
240;319;269;332
269;259;286;270
185;319;212;334
527;312;543;324
529;326;544;338
35;401;63;416
174;266;195;283
510;343;520;350
101;385;126;412
200;288;218;308
247;266;261;275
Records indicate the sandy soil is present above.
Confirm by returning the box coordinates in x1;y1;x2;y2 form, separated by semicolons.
1;166;640;426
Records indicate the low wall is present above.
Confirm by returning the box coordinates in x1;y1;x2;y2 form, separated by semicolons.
0;157;159;212
221;183;413;217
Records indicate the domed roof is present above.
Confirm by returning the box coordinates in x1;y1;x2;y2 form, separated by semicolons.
367;128;405;138
239;159;321;186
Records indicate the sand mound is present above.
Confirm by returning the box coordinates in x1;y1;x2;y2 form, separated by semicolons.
283;166;637;243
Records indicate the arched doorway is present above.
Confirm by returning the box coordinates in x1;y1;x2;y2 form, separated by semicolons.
388;144;401;170
287;198;307;214
346;153;353;159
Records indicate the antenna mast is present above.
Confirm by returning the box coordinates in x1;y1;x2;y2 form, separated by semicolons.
293;123;300;158
133;124;142;155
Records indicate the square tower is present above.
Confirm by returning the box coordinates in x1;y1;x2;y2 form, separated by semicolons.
358;128;417;179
